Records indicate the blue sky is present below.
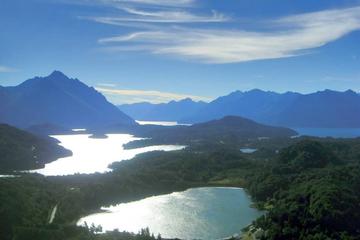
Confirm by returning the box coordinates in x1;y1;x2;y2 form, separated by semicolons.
1;0;360;103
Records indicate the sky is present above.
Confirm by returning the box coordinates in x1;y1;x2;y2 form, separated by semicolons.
1;0;360;104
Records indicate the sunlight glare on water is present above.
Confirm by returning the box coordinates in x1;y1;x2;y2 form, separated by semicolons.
33;134;185;176
78;187;263;240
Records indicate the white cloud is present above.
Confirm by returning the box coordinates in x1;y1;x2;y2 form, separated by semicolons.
89;7;227;24
98;6;360;63
105;0;194;7
112;0;195;6
0;66;17;73
70;0;194;7
95;87;212;104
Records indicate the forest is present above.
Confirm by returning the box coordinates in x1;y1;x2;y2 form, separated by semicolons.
1;132;360;239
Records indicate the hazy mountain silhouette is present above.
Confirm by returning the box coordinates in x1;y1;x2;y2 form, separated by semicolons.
0;71;136;129
181;89;360;128
277;89;360;128
113;88;360;128
118;98;207;121
182;89;299;124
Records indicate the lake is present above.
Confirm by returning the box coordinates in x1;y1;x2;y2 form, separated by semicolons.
240;148;258;154
136;120;191;126
32;134;185;176
78;187;263;240
294;128;360;138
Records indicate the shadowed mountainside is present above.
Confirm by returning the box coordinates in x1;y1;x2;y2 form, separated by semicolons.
0;71;136;129
0;124;71;172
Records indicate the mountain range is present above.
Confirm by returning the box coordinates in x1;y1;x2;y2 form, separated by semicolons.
0;71;135;129
120;89;360;128
2;71;358;130
118;98;207;122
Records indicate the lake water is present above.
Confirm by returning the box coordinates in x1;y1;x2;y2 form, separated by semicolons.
294;128;360;138
32;134;185;176
78;187;263;240
136;120;191;126
240;148;258;154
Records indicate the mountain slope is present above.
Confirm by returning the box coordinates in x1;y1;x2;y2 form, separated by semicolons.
182;89;300;125
126;115;298;146
187;115;297;139
0;71;136;128
118;98;207;121
181;89;360;128
0;124;71;171
277;90;360;128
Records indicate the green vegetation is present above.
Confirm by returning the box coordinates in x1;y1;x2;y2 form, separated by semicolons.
0;124;71;172
2;122;360;239
246;140;360;239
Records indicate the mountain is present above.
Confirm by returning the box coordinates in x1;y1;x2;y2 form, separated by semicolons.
118;98;207;122
181;89;300;124
0;124;71;172
181;89;360;128
184;115;297;139
126;115;297;145
277;90;360;128
0;71;136;129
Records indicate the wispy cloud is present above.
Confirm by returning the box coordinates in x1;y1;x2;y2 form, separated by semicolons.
96;87;212;104
98;6;360;63
87;8;227;24
102;0;194;7
0;66;17;73
65;0;194;7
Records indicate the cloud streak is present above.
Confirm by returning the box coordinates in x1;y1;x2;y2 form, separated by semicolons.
105;0;194;7
68;0;194;7
87;8;227;24
96;87;212;103
98;6;360;63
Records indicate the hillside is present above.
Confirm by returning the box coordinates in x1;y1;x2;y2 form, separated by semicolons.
121;115;297;148
0;124;71;172
0;71;136;129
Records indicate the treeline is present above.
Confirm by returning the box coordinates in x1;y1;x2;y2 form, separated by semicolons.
2;136;360;239
0;174;169;240
245;140;360;239
0;124;71;172
0;144;254;240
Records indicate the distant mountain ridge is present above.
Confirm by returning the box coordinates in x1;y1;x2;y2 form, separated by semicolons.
120;89;360;128
118;98;207;121
0;71;136;129
183;89;301;125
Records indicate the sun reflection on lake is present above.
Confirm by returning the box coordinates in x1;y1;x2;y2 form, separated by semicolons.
33;134;185;176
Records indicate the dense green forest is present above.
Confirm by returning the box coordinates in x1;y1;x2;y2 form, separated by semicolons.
246;140;360;239
0;124;71;172
1;123;360;239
